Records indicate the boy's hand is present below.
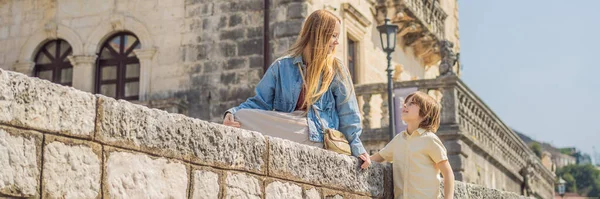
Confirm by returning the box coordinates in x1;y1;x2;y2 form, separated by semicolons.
223;113;241;128
359;153;371;169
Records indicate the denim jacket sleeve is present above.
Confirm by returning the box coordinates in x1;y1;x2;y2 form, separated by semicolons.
332;74;367;157
226;61;279;115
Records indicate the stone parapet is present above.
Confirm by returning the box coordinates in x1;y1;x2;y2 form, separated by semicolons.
0;69;534;198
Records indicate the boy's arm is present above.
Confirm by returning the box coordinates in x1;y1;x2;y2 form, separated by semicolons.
370;153;385;163
373;134;401;163
437;160;454;199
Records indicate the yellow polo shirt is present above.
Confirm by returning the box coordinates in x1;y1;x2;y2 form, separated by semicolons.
378;128;448;199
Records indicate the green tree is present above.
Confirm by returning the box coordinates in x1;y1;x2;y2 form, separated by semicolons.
559;148;574;155
561;172;577;193
530;142;542;158
556;164;600;196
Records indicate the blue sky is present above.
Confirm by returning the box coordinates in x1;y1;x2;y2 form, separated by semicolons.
459;0;600;161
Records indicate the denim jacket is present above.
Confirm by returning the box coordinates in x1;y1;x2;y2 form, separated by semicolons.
226;55;366;156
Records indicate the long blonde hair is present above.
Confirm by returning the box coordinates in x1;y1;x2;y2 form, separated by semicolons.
288;9;354;108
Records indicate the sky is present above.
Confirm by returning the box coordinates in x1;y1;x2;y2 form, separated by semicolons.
459;0;600;162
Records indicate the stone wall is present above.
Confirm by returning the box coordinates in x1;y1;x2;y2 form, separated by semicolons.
0;68;390;198
182;0;266;121
0;68;536;198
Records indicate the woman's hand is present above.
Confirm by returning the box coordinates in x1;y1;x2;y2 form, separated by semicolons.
223;113;241;128
359;153;371;169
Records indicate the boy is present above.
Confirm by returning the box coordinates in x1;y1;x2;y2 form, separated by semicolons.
363;91;454;199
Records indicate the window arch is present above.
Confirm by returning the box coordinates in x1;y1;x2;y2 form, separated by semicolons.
34;39;73;86
96;32;141;100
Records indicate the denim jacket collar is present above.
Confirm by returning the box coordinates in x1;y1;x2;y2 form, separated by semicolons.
292;55;304;65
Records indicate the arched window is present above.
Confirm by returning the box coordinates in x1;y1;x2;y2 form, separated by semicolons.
96;32;141;100
34;39;73;86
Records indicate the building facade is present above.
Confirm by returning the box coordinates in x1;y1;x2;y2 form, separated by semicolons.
0;0;459;122
0;0;555;198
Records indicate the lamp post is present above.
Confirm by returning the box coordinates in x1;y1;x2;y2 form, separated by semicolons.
377;18;399;139
557;177;566;198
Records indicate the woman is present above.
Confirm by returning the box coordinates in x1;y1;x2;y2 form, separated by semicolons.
223;9;371;168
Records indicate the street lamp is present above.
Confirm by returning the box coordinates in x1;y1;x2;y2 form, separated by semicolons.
377;18;399;139
557;177;566;198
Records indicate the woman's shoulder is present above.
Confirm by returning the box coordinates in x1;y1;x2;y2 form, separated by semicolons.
272;55;296;66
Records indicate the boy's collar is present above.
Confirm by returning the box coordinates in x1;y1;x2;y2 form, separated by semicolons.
415;128;426;135
402;128;427;137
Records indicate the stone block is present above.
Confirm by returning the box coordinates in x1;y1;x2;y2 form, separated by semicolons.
104;148;189;199
219;42;237;57
265;180;302;199
303;187;321;199
449;181;469;199
0;125;42;197
247;27;263;38
220;72;240;85
191;167;222;199
238;38;264;56
345;193;371;199
268;137;388;197
42;135;102;199
287;2;307;19
0;27;8;39
466;183;487;198
220;29;246;41
249;56;264;69
96;95;267;174
322;188;345;199
229;14;243;27
219;1;263;13
0;69;96;138
273;20;303;38
225;58;247;70
499;191;526;199
203;60;224;73
224;172;262;199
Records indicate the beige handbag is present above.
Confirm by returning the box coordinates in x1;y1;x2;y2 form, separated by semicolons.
313;106;352;155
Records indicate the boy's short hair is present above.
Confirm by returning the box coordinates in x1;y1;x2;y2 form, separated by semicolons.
405;91;441;132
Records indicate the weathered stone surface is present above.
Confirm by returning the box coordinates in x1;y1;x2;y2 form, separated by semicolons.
273;20;303;38
268;137;387;197
42;136;101;199
304;188;321;199
192;168;220;199
0;69;95;138
458;182;531;199
225;172;262;199
346;193;371;199
0;126;42;197
322;188;344;199
287;2;307;19
447;180;469;199
105;150;188;199
96;95;267;174
265;180;302;199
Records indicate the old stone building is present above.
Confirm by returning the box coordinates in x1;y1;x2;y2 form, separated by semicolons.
0;0;459;121
0;0;555;198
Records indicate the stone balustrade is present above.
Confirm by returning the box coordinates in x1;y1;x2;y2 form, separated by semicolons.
403;0;447;40
375;0;449;66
